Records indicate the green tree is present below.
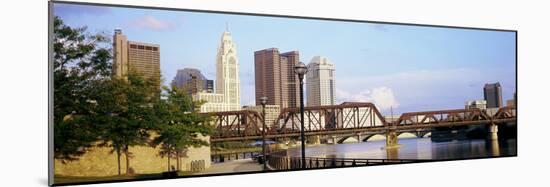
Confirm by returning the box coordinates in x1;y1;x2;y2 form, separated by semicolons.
94;73;159;175
152;86;212;171
53;16;111;161
54;15;160;174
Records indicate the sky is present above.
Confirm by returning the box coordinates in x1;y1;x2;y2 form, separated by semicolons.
54;3;516;115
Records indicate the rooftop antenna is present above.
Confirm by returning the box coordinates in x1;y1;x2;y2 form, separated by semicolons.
225;22;229;32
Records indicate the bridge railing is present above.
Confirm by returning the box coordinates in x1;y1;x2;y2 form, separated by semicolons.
210;152;259;163
395;108;494;126
493;106;517;120
268;156;423;170
205;110;263;139
271;102;387;134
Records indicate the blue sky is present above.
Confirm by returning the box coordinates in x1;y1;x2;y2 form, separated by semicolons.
54;3;516;115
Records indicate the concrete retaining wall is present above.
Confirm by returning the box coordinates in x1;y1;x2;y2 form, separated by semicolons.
54;135;211;177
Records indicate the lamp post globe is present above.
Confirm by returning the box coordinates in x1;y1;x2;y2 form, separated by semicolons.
260;96;268;106
294;62;308;169
294;62;308;79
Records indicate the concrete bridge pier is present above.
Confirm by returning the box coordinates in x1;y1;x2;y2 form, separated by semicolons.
308;135;321;145
386;130;398;147
488;122;500;156
488;123;498;140
331;136;338;144
356;134;363;143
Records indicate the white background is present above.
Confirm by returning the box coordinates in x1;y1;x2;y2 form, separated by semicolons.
0;0;548;186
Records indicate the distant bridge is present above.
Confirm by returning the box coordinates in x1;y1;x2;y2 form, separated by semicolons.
204;102;516;146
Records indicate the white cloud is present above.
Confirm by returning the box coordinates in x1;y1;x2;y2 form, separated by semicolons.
370;87;400;109
337;86;399;111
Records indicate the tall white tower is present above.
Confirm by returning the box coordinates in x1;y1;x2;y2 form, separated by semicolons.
306;56;336;106
216;28;241;110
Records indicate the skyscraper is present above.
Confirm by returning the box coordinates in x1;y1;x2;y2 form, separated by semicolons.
254;48;301;109
112;29;160;87
281;51;301;108
484;82;503;108
254;48;281;107
216;29;240;110
171;68;214;95
306;56;336;106
112;29;128;78
193;28;241;112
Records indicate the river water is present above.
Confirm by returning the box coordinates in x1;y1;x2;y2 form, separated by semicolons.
286;138;517;160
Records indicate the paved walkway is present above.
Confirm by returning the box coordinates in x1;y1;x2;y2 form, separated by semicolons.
195;158;262;175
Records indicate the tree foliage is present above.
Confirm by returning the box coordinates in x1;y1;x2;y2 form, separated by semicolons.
152;86;213;171
53;16;111;161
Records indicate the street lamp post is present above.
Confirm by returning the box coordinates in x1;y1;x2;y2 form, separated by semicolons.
294;62;308;169
260;96;268;171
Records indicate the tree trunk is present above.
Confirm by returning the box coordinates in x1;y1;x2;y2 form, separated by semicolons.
124;145;130;174
116;146;121;176
167;150;171;172
176;151;180;171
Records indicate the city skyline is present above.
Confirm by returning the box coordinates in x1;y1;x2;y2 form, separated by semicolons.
54;3;517;114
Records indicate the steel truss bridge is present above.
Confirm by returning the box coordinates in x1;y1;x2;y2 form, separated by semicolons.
204;102;516;143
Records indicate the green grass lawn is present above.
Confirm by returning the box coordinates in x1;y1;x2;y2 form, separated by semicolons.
54;171;195;185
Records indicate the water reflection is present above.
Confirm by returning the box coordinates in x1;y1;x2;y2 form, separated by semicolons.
490;139;500;157
386;148;398;159
286;138;516;160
